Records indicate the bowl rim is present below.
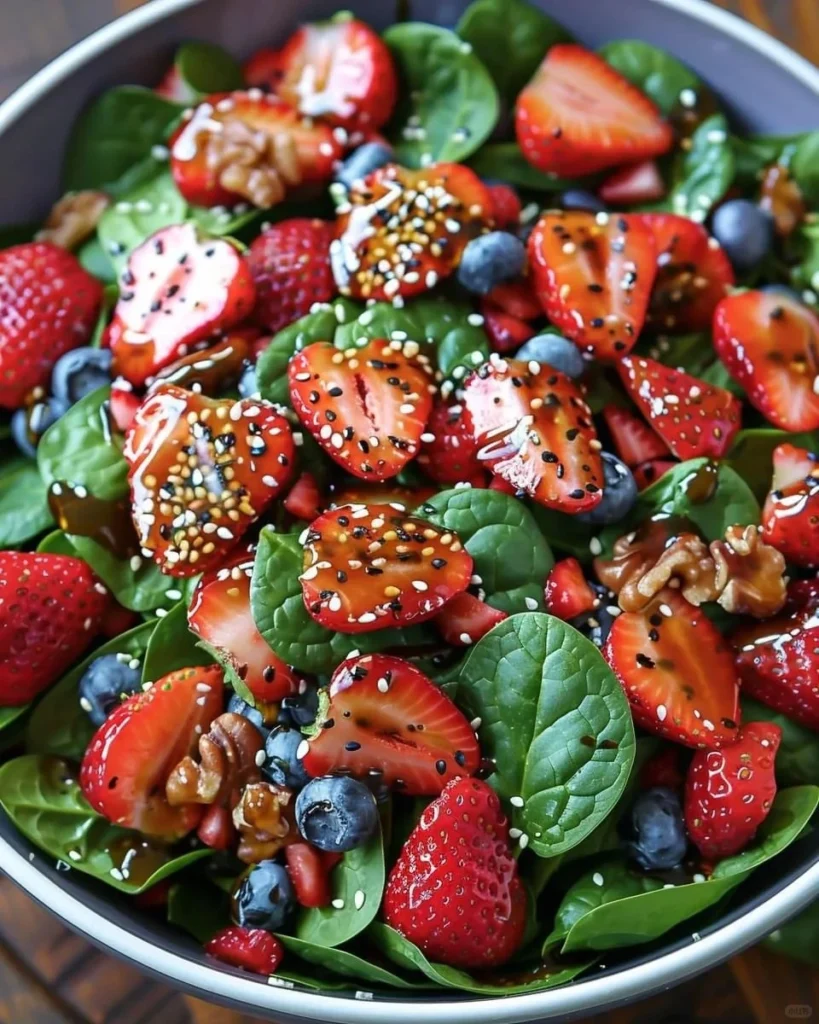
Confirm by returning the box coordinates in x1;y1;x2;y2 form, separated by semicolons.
2;0;819;1020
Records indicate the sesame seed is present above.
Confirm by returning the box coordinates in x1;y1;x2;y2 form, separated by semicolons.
354;890;366;910
524;597;538;610
331;898;346;910
296;739;310;759
589;537;603;556
459;632;473;644
510;796;524;807
592;872;604;886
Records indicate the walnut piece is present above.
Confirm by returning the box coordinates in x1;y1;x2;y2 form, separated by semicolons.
710;524;787;618
165;712;262;809
202;116;303;208
36;190;110;250
233;782;293;864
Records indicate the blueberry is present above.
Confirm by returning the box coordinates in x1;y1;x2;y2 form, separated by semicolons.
232;860;296;931
51;347;112;406
515;334;585;379
625;786;688;871
456;231;526;295
237;360;259;398
11;395;68;457
78;653;143;727
262;727;310;789
335;142;394;190
295;775;379;853
571;582;616;649
560;189;607;213
227;693;271;739
711;199;774;272
278;682;319;729
576;452;637;527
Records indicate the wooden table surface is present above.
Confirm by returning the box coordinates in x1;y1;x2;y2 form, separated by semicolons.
0;1;818;1022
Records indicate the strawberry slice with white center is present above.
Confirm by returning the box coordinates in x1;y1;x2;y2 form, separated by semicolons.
288;339;434;481
461;356;604;513
714;290;819;432
301;654;479;795
617;355;741;460
527;211;657;360
300;503;473;633
108;224;256;387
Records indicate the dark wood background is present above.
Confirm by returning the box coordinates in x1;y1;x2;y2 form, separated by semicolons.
0;1;817;1021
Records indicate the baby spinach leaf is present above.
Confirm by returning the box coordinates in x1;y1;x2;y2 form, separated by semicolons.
728;427;819;502
384;23;499;166
168;879;231;943
731;133;800;187
77;235;117;284
69;538;189;615
97;169;187;276
636;331;714;376
765;901;819;966
454;613;635;857
526;502;597;563
791;131;819;206
788;218;819;301
0;704;30;736
0;755;210;893
279;935;421;989
27;620;155;760
598;40;702;115
0;456;54;547
423;488;554;613
669;114;735;221
173;41;244;97
468;143;577;191
456;0;571;103
741;697;819;788
36;530;77;556
141;601;213;683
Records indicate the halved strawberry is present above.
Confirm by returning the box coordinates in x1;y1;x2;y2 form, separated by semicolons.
249;18;397;132
602;404;670;469
527;211;657;359
301;654;479;795
189;543;303;703
639;214;734;333
124;383;294;575
417;399;485;486
284;472;323;522
434;591;507;646
486;183;522;230
480;301;536;354
714;290;819;432
300;503;473;632
515;44;673;177
288;338;434;481
761;443;819;567
110;382;141;433
206;927;284;975
332;163;490;301
461;356;604;512
169;91;342;208
603;588;741;749
598;159;665;206
544;557;599;620
80;665;224;838
633;458;676;490
108;224;255;387
617;355;741;460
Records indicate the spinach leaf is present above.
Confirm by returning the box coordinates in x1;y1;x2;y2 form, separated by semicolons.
526;502;597;563
765;901;819;966
141;601;213;683
250;528;437;674
742;697;819;788
788;219;819;300
279;935;421;989
453;613;635;857
0;456;54;547
468;143;576;191
0;704;29;736
731;133;800;187
77;235;117;284
599;40;702;115
636;331;714;376
728;428;819;502
70;537;190;614
173;41;244;97
669;114;734;221
36;530;77;556
791;131;819;206
456;0;571;103
97;169;187;276
423;488;553;613
168;880;231;943
0;755;210;893
384;23;499;167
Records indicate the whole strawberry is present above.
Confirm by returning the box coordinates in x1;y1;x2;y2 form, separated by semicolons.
0;552;110;705
247;219;335;335
0;241;103;407
383;777;526;969
684;722;781;861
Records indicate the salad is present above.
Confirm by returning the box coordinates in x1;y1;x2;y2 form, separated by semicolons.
1;0;819;997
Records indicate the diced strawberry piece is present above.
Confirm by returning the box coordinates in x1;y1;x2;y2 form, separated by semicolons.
544;557;599;620
639;745;686;791
384;777;526;969
528;211;657;360
108;224;255;387
617;355;741;460
0;241;103;408
243;48;280;87
155;65;197;104
461;356;604;512
206;926;284;975
286;842;333;908
484;278;542;321
761;443;819;567
134;880;172;909
196;804;236;850
284;472;323;522
80;665;224;838
515;44;673;177
480;302;535;354
633;458;676;490
247;219;335;335
417;399;485;486
332;163;491;300
602;404;670;469
435;591;507;646
714;290;819;432
684;722;780;860
151;331;253;393
603;588;741;749
288;338;433;481
99;601;140;639
300;503;473;633
598;159;665;206
487;183;522;230
124;383;293;575
109;384;141;433
0;552;110;706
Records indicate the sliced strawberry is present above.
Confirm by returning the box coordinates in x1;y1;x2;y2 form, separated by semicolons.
639;745;686;791
108;224;255;387
639;214;734;333
603;588;741;749
515;44;673;177
332;163;490;301
617;355;741;460
150;331;253;393
80;665;224;838
243;48;280;88
480;303;536;354
484;278;542;322
714;290;819;432
155;64;197;104
528;211;657;359
544;557;599;620
302;654;479;795
330;482;437;507
634;458;676;490
300;503;472;632
461;356;604;512
124;383;294;575
288;339;433;481
434;591;508;646
169;91;342;208
284;471;323;522
206;927;284;975
761;443;819;567
417;399;485;486
487;183;522;230
598;159;665;206
602;404;670;469
109;383;141;434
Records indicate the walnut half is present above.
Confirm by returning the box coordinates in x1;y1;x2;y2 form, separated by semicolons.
710;524;787;618
233;782;293;864
165;712;262;809
36;190;110;250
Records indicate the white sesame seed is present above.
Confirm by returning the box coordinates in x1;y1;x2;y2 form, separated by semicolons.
459;632;473;644
589;537;603;556
79;696;93;713
470;717;482;730
592;872;604;886
354;889;366;910
412;580;428;592
509;827;522;839
510;796;524;808
518;833;529;849
129;555;143;572
331;898;345;910
255;750;266;767
524;597;538;611
296;739;310;760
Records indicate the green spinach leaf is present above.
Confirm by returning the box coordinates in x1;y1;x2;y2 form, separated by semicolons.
168;880;231;943
97;169;187;276
788;219;819;300
173;41;245;98
791;131;819;206
669;114;735;221
728;427;819;502
0;456;54;547
141;601;213;683
0;704;30;736
599;40;702;115
77;235;117;284
69;537;189;614
741;697;819;788
279;935;421;989
468;142;577;191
